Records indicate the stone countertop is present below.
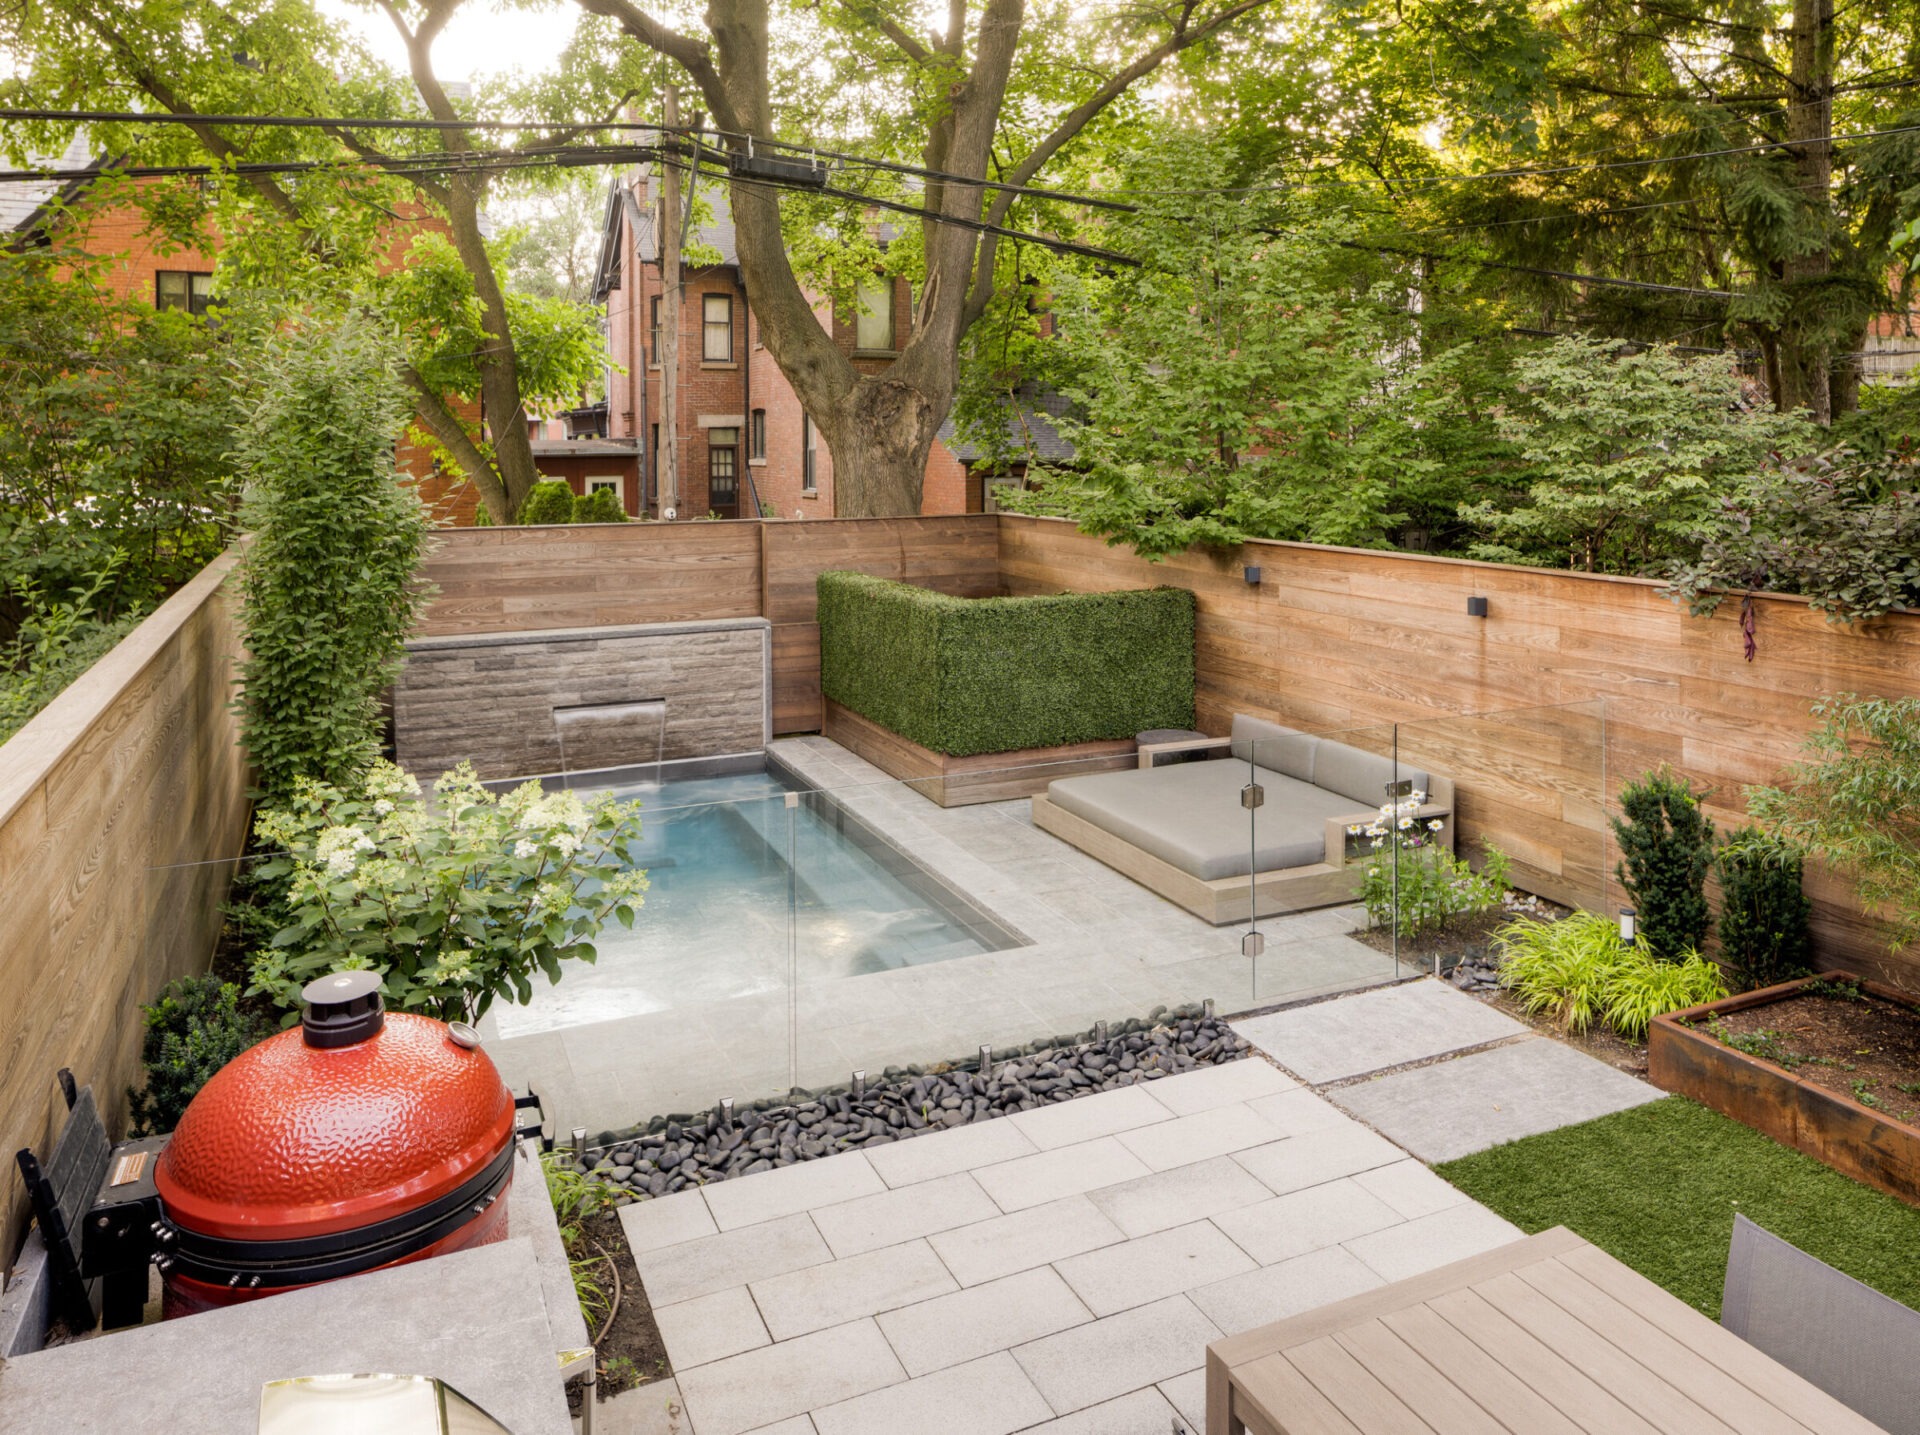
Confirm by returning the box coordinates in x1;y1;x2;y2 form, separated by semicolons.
0;1237;572;1435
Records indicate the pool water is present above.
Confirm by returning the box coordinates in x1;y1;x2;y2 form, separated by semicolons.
490;768;1020;1038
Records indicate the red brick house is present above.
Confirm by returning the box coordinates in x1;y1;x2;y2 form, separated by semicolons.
592;169;985;519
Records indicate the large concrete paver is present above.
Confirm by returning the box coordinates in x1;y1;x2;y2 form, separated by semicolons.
1328;1033;1664;1162
673;1320;904;1435
1231;978;1529;1083
811;1351;1054;1435
1009;1294;1222;1416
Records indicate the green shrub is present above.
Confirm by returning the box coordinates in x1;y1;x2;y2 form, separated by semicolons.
517;479;576;525
572;487;628;524
1495;911;1726;1040
234;311;430;804
250;760;649;1023
1612;767;1715;959
127;975;269;1136
1715;827;1814;990
1749;694;1920;952
1;556;144;744
816;571;1195;756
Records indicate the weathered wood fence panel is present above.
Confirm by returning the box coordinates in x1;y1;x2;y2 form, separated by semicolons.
999;515;1920;988
0;551;252;1265
414;522;764;635
760;517;1002;733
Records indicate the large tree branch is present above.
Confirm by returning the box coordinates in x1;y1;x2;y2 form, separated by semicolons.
575;0;733;126
963;0;1273;326
402;366;510;519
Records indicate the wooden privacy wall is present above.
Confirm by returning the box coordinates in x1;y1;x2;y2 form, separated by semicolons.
414;517;1004;735
414;521;764;635
760;518;1002;732
1000;516;1920;990
0;552;252;1264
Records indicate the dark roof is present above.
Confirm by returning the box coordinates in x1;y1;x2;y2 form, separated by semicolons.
531;438;641;458
937;383;1077;465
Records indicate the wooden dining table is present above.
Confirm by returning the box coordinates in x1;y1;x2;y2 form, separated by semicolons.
1205;1226;1888;1435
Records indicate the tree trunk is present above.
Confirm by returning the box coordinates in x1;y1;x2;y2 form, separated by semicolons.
1779;0;1837;422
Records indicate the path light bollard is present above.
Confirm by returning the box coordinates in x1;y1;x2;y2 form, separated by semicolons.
979;1045;993;1077
1095;1020;1108;1044
570;1127;587;1165
850;1070;866;1102
1204;999;1215;1020
716;1097;734;1132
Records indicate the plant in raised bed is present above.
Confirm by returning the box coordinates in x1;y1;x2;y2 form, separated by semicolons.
1715;827;1814;990
1749;694;1920;951
1612;767;1716;960
249;761;649;1023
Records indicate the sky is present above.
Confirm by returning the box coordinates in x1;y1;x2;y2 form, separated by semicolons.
317;0;578;86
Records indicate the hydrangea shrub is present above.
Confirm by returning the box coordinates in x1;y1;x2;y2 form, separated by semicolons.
250;761;648;1023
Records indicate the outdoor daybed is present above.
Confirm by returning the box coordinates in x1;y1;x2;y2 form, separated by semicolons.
1031;715;1455;924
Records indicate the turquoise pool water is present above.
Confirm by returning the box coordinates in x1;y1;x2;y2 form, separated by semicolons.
490;767;1019;1038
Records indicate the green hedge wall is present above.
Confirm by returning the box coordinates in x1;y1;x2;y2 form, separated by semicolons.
817;572;1196;756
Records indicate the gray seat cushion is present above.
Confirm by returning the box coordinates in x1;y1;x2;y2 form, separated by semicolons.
1228;715;1318;782
1047;759;1360;882
1312;741;1428;809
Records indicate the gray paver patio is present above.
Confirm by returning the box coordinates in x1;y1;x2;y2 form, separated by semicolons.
617;1060;1525;1434
1229;977;1529;1083
1330;1030;1666;1161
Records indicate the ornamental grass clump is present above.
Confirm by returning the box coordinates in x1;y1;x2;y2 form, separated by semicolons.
1494;911;1725;1039
251;761;648;1024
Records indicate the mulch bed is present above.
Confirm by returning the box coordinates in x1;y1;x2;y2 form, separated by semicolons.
1708;982;1920;1125
1350;908;1512;971
566;1210;672;1412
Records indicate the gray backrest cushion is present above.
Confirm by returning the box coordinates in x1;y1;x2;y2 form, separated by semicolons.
1723;1214;1920;1435
1312;740;1429;809
1229;715;1317;783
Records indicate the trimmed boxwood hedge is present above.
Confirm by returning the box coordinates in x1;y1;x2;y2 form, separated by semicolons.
817;571;1195;756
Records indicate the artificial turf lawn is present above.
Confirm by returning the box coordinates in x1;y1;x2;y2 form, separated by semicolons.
1435;1095;1920;1318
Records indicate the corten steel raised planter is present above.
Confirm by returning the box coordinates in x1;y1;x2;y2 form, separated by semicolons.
1649;970;1920;1208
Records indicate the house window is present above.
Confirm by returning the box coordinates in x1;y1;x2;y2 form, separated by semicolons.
703;294;733;362
156;271;213;316
708;427;739;509
649;296;661;365
750;409;766;461
587;476;623;500
801;415;817;493
856;275;894;352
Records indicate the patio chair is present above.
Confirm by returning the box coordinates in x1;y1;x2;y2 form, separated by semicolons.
1721;1213;1920;1435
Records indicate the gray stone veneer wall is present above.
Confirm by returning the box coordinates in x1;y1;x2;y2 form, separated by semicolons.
394;617;772;782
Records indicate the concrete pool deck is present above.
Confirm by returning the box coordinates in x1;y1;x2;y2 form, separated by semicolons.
480;737;1404;1138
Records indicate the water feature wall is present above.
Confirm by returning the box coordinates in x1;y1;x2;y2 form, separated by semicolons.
392;618;771;782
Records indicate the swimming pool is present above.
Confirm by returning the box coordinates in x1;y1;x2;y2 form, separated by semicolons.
489;764;1024;1038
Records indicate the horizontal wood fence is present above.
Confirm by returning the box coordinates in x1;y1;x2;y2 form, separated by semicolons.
0;550;252;1263
1000;516;1920;989
415;517;1003;734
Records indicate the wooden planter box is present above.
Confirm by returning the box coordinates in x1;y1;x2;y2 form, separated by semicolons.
823;700;1137;807
1649;971;1920;1208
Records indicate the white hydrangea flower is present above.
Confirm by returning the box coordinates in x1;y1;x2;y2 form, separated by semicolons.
372;799;394;817
514;839;539;859
553;832;580;858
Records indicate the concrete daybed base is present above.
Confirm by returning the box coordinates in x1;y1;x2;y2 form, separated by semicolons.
1032;715;1455;925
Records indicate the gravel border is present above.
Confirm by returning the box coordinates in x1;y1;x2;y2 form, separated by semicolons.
575;1003;1248;1200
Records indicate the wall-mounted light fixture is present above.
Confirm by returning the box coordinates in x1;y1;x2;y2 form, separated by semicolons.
1243;565;1263;586
1466;595;1490;618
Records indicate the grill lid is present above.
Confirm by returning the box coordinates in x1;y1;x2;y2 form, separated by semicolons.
156;978;514;1242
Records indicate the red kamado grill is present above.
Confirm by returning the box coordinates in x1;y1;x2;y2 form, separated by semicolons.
151;972;517;1317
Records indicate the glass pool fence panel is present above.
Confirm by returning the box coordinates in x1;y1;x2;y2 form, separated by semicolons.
1381;700;1611;982
546;779;801;1160
1240;723;1409;999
